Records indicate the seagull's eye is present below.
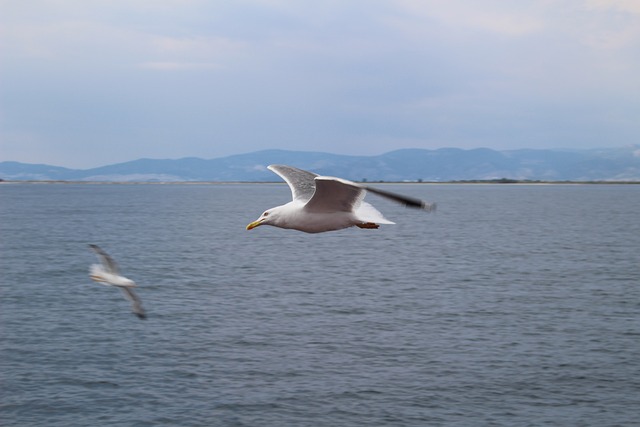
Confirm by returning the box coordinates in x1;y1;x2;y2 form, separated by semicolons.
263;212;269;217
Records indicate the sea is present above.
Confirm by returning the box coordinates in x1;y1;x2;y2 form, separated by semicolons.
1;182;639;427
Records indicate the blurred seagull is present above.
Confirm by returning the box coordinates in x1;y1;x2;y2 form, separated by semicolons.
88;244;146;319
246;164;436;233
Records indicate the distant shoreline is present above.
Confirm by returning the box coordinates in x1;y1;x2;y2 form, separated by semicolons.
1;179;639;185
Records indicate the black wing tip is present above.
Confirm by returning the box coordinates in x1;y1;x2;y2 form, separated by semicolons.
396;195;436;212
135;312;147;320
422;202;437;213
88;243;107;253
394;197;437;213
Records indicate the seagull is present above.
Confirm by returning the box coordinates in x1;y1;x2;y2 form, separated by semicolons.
246;164;436;233
88;244;146;319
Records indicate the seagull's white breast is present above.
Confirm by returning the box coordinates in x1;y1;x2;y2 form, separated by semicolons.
89;264;136;287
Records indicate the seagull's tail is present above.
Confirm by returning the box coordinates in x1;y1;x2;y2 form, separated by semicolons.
356;201;395;225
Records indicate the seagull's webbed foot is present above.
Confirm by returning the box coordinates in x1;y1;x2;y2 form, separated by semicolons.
356;222;380;229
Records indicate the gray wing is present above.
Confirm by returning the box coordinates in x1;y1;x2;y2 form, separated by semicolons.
363;185;437;212
120;287;146;320
268;165;318;203
304;177;366;213
89;244;119;274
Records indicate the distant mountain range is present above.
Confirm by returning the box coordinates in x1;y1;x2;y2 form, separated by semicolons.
2;146;640;182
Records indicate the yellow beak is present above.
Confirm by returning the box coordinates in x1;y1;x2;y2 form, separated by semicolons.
246;220;263;230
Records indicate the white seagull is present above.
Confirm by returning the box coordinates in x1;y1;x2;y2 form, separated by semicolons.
246;164;436;233
88;244;146;319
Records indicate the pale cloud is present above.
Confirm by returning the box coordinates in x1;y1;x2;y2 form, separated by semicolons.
586;0;640;14
581;25;640;49
392;0;544;36
1;20;248;73
0;0;638;167
390;0;640;52
137;62;222;71
580;0;640;49
147;36;249;67
0;21;150;62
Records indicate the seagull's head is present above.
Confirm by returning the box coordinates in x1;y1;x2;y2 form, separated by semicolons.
246;205;288;230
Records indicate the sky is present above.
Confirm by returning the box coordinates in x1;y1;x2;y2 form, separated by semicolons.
1;0;639;168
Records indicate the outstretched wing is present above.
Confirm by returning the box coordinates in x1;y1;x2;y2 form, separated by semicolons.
268;165;318;203
363;185;437;212
120;287;146;320
304;177;366;213
88;244;119;274
268;164;436;212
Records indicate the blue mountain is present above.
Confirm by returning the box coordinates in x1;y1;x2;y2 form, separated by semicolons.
1;146;639;182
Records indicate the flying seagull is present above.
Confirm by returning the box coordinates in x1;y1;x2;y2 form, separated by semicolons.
88;244;146;319
246;164;436;233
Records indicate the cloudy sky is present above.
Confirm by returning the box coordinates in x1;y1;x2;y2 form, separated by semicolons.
1;0;639;168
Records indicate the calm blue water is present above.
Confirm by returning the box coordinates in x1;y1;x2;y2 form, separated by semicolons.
1;183;639;426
